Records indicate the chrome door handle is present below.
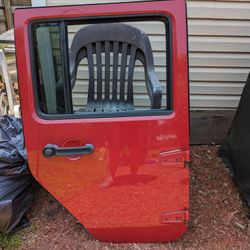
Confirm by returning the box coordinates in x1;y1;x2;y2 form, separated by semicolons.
43;143;94;157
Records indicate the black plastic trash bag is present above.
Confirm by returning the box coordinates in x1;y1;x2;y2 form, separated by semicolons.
0;116;27;160
0;116;33;233
220;72;250;206
0;141;24;164
0;165;33;232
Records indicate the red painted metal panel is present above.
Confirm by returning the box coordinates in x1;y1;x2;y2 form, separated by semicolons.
14;0;189;243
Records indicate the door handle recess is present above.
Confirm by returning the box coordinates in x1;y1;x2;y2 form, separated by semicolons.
43;143;94;157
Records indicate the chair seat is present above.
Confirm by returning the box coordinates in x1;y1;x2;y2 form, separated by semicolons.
86;101;134;112
75;101;134;113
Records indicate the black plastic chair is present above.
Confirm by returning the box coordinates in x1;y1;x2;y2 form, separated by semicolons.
69;23;162;112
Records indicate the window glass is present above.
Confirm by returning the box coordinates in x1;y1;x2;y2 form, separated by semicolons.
34;23;66;114
32;17;170;116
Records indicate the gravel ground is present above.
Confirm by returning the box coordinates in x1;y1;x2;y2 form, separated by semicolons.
12;145;250;249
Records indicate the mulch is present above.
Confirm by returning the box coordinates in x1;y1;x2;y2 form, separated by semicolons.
17;145;250;250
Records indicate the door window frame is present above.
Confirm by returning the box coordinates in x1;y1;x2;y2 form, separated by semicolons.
29;13;173;120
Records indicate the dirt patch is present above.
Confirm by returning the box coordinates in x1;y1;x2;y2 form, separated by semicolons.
11;146;250;249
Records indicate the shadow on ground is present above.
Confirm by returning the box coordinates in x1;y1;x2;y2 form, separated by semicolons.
2;145;250;250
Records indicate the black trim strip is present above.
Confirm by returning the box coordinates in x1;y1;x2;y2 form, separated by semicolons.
37;109;173;120
59;21;73;114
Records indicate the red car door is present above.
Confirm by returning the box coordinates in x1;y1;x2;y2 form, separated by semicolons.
14;0;189;243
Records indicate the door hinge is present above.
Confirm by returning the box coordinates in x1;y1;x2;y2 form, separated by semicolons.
161;210;189;224
159;150;189;168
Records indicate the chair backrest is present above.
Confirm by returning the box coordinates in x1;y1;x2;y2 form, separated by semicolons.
69;23;157;105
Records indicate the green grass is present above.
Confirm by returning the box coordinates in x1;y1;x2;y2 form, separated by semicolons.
0;233;22;250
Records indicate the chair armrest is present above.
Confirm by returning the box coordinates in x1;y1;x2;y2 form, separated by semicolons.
146;70;162;109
